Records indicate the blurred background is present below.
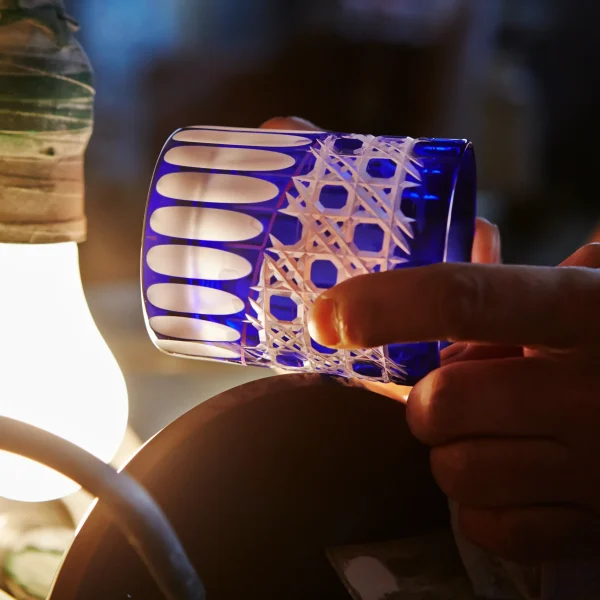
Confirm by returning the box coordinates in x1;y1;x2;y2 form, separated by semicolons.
69;0;600;284
64;0;600;432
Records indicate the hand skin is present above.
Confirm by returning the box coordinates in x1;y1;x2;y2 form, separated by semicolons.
264;117;600;566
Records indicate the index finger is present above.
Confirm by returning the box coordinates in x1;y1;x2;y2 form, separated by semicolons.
307;260;600;349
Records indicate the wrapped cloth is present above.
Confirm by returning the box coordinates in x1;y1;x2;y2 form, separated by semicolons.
0;0;93;243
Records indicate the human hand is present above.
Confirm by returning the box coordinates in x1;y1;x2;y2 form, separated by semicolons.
263;118;600;564
308;232;600;565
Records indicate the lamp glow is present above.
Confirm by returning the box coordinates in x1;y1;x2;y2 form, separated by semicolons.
0;242;128;502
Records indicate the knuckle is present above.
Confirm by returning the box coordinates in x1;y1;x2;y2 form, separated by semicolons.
438;265;488;341
406;366;460;444
571;243;600;268
430;444;475;503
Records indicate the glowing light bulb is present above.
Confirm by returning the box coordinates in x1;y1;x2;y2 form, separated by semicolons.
0;242;129;502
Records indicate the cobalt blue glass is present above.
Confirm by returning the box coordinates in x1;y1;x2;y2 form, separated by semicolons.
141;126;476;386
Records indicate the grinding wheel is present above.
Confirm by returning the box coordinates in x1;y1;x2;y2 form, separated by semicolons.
50;374;448;600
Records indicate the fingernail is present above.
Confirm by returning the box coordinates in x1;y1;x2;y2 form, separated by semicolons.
475;217;502;264
477;217;500;236
489;222;502;263
308;296;343;348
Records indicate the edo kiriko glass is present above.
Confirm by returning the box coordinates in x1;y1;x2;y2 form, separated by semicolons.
141;126;476;386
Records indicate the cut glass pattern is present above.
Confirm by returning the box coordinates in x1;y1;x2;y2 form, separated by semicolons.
142;126;476;385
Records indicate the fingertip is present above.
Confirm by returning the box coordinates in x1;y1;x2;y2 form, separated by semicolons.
473;217;502;264
405;373;436;442
259;117;286;129
475;217;495;227
286;116;321;130
307;296;343;349
359;381;411;404
259;116;320;131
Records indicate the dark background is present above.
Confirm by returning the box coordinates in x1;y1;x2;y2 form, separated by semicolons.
65;0;600;283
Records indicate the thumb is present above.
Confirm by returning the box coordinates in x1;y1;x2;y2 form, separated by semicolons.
260;116;321;131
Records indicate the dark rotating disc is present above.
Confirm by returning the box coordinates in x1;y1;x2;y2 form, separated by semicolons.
50;374;447;600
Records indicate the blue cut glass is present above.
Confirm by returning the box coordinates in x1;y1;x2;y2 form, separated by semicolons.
141;126;476;386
